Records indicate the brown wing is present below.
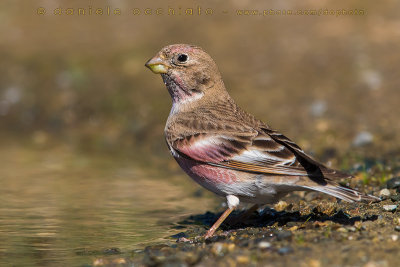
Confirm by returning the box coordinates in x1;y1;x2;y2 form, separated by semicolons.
167;101;352;184
171;126;351;185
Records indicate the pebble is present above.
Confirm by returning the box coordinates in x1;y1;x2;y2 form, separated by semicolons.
354;221;363;230
361;69;382;90
274;200;288;212
184;252;201;265
306;259;321;267
379;189;391;197
211;243;224;257
386;177;400;189
314;202;337;216
382;205;397;212
278;246;293;255
236;255;250;264
352;131;373;147
391;194;400;202
347;226;357;232
103;247;121;255
176;237;191;243
310;100;327;117
210;243;235;257
391;235;398;241
93;259;105;266
276;230;293;241
258;241;272;249
171;232;187;239
227;243;236;252
395;226;400;232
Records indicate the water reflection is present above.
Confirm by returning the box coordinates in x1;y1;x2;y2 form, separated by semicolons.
0;142;217;266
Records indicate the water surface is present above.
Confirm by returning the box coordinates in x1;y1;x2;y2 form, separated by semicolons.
0;141;217;266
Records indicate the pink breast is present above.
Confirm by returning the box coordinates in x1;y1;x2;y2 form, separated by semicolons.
175;157;238;185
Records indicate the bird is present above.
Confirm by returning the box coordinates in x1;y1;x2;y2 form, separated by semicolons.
145;44;379;239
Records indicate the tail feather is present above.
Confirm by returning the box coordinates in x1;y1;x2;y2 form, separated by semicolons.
320;166;354;180
304;182;380;203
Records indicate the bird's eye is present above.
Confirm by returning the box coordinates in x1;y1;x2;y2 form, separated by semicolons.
177;54;188;63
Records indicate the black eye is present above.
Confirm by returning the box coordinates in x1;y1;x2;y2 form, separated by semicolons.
177;54;188;63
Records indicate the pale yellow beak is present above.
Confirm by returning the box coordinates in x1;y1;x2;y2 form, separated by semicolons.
145;56;168;74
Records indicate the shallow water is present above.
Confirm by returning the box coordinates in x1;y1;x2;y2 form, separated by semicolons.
0;141;216;266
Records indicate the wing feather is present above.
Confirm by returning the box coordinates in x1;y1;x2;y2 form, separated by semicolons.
172;128;352;182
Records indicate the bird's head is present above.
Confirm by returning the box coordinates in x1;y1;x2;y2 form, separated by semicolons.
145;44;227;107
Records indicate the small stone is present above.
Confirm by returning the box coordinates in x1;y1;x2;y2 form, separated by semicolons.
227;243;236;252
382;205;397;212
93;259;105;266
274;200;288;212
379;189;391;197
387;177;400;189
314;202;337;216
211;243;224;257
313;221;329;228
347;226;357;232
310;100;327;117
360;69;382;90
278;246;293;255
184;252;200;265
276;230;292;241
258;241;272;249
337;227;348;233
143;248;166;266
171;232;187;239
352;131;373;147
394;226;400;232
390;194;400;202
391;235;398;241
307;259;321;267
236;255;250;264
354;221;363;229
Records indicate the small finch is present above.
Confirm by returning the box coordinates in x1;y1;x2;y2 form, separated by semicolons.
145;44;379;238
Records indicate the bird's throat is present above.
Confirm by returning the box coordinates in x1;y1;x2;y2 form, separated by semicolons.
162;74;203;104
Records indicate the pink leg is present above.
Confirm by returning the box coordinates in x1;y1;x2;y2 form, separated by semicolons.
204;207;235;239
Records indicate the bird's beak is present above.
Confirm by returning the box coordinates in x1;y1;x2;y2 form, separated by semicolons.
145;55;168;74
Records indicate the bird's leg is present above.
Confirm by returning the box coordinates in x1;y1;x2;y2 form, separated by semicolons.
228;204;260;226
204;195;239;239
204;206;235;239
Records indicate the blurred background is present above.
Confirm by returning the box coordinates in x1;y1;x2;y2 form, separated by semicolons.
0;0;399;265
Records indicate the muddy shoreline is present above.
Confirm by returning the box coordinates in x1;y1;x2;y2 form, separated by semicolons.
92;176;400;267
